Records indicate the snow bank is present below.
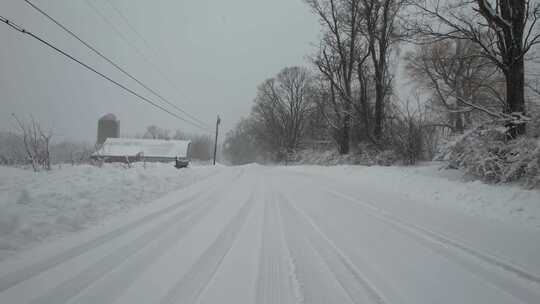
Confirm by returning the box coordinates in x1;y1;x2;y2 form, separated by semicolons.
286;163;540;229
439;124;540;188
0;163;222;261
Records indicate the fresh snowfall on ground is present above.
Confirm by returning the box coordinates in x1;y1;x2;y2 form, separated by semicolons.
0;163;539;303
0;163;224;261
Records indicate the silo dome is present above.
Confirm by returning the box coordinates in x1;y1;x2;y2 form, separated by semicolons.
97;113;120;145
100;113;118;121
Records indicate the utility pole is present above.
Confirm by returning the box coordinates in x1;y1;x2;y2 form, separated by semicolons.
213;115;221;165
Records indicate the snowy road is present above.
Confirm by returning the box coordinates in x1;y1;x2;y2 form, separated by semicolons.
1;165;539;303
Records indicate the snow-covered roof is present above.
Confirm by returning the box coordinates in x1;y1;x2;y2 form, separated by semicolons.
94;138;191;158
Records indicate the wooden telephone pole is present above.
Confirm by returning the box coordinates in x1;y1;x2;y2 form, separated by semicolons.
213;115;221;165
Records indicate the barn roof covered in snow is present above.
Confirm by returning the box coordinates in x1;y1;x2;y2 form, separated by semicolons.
94;138;191;158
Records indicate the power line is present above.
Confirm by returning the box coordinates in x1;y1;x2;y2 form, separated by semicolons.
103;0;158;59
0;15;212;134
82;0;183;100
102;0;195;104
23;0;212;130
101;1;208;125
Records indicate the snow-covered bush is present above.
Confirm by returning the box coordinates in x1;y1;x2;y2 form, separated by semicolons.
440;121;540;188
291;144;399;166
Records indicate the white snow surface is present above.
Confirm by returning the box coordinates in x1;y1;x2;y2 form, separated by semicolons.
0;163;223;261
285;162;540;229
0;163;539;303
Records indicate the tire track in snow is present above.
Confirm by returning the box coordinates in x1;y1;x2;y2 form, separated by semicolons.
159;189;256;304
297;170;540;287
0;169;240;293
255;185;299;304
68;183;230;304
0;191;199;293
326;190;540;303
28;180;232;304
278;193;388;304
278;197;355;304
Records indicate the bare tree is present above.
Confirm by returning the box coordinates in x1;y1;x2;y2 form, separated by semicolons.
173;129;188;140
306;0;404;147
307;0;363;153
405;39;505;132
143;125;170;140
12;114;52;171
252;67;315;158
407;0;540;136
360;0;403;140
353;45;377;143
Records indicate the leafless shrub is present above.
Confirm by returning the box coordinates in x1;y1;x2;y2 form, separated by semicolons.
385;99;428;165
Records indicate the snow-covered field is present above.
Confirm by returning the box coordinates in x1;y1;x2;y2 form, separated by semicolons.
0;163;224;261
0;163;539;303
285;163;540;229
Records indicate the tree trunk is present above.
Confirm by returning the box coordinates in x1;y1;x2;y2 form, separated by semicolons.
340;102;351;154
505;55;526;137
450;111;464;134
357;61;371;141
374;77;384;140
502;0;526;137
360;88;371;141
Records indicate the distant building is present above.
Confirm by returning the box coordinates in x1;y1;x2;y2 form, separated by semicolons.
97;114;120;145
92;138;192;166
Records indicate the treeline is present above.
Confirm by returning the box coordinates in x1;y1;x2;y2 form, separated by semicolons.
224;0;540;168
0;115;94;171
0;131;93;169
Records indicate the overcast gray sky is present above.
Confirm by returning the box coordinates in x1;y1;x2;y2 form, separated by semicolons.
0;0;320;142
